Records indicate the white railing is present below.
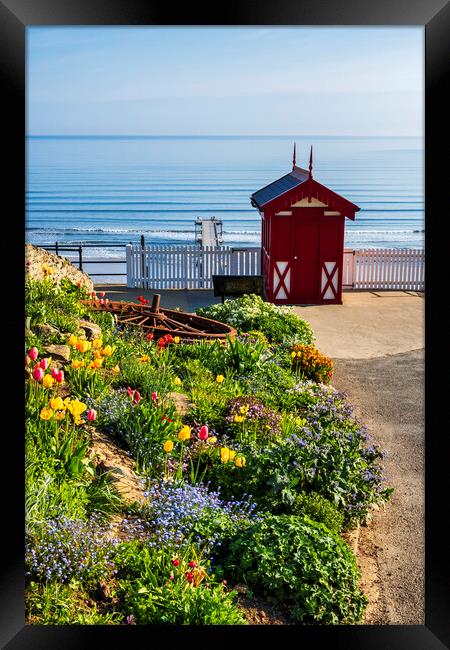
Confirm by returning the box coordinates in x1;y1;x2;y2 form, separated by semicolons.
343;248;424;291
127;245;424;292
127;245;261;289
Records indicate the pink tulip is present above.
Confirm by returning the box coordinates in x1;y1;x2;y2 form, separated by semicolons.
133;391;142;405
198;425;209;441
51;367;59;380
99;299;105;305
99;291;106;298
151;391;158;402
39;358;49;370
87;409;97;422
33;366;44;382
55;370;64;383
28;347;39;361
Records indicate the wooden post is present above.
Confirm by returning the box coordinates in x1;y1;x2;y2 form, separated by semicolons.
55;241;59;257
140;234;145;289
151;294;161;313
78;245;83;271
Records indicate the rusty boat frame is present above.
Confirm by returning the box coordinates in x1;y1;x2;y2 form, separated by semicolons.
82;294;236;342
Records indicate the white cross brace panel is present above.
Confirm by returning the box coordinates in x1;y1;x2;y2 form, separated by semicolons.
321;261;339;299
273;261;291;300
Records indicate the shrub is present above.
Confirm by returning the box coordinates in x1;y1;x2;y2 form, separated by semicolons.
26;514;118;587
224;514;367;624
226;395;282;442
291;492;344;532
197;294;314;344
138;480;259;552
291;345;334;383
116;542;246;625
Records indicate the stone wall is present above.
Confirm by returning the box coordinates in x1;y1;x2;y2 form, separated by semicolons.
25;244;94;292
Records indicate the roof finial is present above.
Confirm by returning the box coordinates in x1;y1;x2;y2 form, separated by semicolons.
309;145;313;178
292;142;296;170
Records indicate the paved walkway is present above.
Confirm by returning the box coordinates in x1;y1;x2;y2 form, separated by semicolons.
291;291;424;359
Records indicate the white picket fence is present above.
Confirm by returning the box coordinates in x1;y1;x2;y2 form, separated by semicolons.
342;248;424;291
126;245;261;289
127;244;424;292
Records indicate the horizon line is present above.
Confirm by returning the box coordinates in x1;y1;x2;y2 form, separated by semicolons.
26;133;421;138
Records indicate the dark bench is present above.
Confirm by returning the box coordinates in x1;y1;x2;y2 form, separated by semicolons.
212;275;265;303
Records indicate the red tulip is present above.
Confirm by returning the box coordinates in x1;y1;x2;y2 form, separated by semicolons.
198;425;209;441
151;391;158;402
157;338;165;347
99;291;106;298
185;572;194;583
146;333;154;341
172;559;180;567
188;561;197;568
87;409;97;422
56;370;64;383
28;347;39;361
164;334;173;344
127;386;134;397
33;366;44;382
39;358;49;370
133;391;142;405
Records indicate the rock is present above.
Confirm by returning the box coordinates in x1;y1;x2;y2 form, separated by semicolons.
33;323;61;338
25;244;94;292
78;319;102;340
166;392;195;416
44;344;71;363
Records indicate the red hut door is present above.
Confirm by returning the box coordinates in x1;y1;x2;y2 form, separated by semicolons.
292;222;320;302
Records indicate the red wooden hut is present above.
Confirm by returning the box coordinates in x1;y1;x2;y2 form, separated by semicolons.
250;145;360;305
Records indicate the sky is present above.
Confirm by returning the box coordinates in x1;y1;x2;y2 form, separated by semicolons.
27;27;423;137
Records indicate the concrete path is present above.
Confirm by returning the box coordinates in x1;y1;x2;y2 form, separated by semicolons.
291;291;424;359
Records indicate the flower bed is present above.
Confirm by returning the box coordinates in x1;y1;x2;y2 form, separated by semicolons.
25;274;392;625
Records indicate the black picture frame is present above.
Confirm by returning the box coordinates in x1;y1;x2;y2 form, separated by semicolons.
1;1;448;647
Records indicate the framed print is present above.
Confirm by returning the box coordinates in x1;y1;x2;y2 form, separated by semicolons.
1;0;449;647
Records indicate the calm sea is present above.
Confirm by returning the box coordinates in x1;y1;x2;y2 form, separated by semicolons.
25;135;424;258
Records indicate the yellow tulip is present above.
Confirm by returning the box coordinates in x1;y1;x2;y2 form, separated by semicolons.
54;410;66;421
101;345;114;357
174;377;182;386
93;350;102;359
93;338;103;349
40;407;53;420
220;447;230;463
229;450;236;461
68;335;78;347
111;365;120;374
235;456;246;468
163;440;174;453
174;336;180;344
49;396;64;411
233;415;244;423
207;436;217;444
71;359;84;369
139;354;150;363
93;358;103;368
178;425;191;442
239;405;249;414
216;375;225;384
67;399;87;417
42;375;55;389
291;351;297;358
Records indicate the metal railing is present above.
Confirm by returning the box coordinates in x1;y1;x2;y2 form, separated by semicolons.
40;242;127;277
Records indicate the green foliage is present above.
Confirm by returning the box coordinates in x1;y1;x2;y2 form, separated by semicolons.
25;277;88;330
112;355;174;400
197;294;315;344
26;581;123;625
224;514;367;624
291;492;344;532
66;365;111;400
115;541;246;625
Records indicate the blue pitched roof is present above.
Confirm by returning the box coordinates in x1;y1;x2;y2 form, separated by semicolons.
250;166;309;209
